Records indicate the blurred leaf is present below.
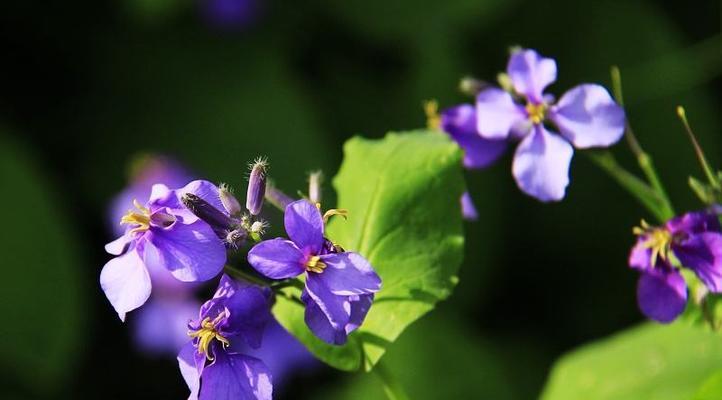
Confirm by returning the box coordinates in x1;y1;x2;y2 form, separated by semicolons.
315;314;517;400
273;130;465;371
0;133;86;394
541;323;722;400
692;370;722;400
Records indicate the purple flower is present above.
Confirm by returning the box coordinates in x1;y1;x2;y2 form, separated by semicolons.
101;180;227;321
460;192;479;221
629;211;722;323
476;48;626;201
131;296;201;356
247;200;382;345
178;275;273;400
440;103;508;170
108;155;193;238
200;0;258;30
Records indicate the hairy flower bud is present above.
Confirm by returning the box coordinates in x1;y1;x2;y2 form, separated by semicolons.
182;193;234;237
308;170;323;204
218;183;242;216
246;158;268;216
458;76;489;96
225;229;247;249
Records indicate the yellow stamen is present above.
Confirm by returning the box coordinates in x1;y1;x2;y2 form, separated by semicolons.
424;100;441;130
323;208;348;224
305;255;327;274
633;219;673;267
188;313;230;361
525;102;547;124
120;199;151;234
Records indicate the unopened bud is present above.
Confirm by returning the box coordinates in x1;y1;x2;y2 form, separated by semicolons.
458;76;489;96
308;170;323;204
219;183;242;215
497;73;514;93
225;229;247;249
182;193;234;237
246;158;268;216
249;220;268;242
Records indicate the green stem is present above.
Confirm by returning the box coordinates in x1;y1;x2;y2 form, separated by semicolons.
223;265;270;287
637;153;676;218
373;359;410;400
677;106;720;190
586;152;673;223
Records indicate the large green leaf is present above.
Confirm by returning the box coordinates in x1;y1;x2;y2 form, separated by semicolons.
692;370;722;400
273;130;466;371
0;133;86;395
541;323;722;400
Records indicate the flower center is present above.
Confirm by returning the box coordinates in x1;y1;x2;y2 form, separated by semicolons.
633;220;674;267
120;200;151;234
188;314;230;361
525;102;546;125
305;255;327;274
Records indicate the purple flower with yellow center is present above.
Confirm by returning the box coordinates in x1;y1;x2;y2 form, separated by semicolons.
629;211;722;323
101;180;227;321
178;275;273;400
476;48;626;201
247;200;382;345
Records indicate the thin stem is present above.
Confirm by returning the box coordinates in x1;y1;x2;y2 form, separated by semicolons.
223;265;270;287
373;359;410;400
677;105;720;189
609;66;676;219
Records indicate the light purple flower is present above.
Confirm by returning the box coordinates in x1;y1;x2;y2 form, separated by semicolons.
100;180;227;321
178;275;273;400
629;211;722;323
247;200;382;345
131;296;201;356
200;0;258;30
476;48;625;201
460;192;478;221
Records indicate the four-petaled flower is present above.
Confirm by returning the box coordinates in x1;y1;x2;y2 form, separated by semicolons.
248;200;382;345
629;211;722;323
101;180;227;321
178;275;273;400
476;48;626;201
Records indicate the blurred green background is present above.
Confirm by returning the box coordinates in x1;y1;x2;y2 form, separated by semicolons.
0;0;720;398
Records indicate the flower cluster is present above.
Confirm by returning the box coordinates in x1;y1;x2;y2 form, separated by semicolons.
101;155;381;399
629;211;722;323
439;48;626;202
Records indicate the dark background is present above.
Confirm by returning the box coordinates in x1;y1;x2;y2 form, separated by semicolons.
0;0;720;398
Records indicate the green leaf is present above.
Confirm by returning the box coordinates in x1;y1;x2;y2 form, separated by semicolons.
692;370;722;400
0;133;87;395
273;130;465;371
541;323;722;400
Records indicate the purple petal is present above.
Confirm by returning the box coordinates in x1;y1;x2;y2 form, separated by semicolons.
674;232;722;292
637;269;687;323
549;84;625;149
301;290;348;345
284;200;325;254
207;275;272;349
100;248;152;321
507;49;557;103
512;125;574;202
346;294;374;335
441;104;508;169
629;237;653;271
199;352;272;400
142;219;226;282
475;88;527;140
460;192;479;221
317;252;381;296
105;233;133;256
178;341;206;400
179;180;226;213
305;275;349;329
133;297;201;356
667;211;721;236
247;238;306;279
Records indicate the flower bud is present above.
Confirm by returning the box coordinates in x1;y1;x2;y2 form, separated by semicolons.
219;183;242;216
308;170;323;204
246;158;268;216
458;76;488;96
225;229;247;249
182;193;234;237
